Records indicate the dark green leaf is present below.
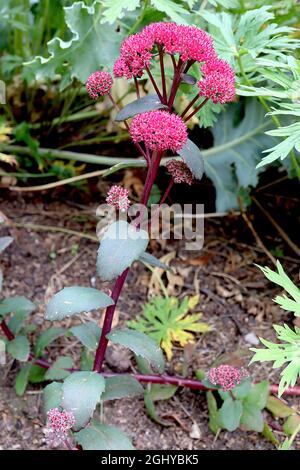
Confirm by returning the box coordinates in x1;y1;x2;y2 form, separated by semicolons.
45;356;73;381
28;364;46;384
102;375;144;401
206;391;221;434
75;421;134;450
7;335;30;361
107;329;164;373
115;94;166;121
7;311;29;335
62;372;105;430
147;383;177;401
15;364;31;396
80;349;94;371
178;139;204;180
35;327;65;357
45;287;114;321
144;390;172;427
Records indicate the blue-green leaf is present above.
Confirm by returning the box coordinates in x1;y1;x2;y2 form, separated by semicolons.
35;327;65;357
115;94;166;122
7;335;30;361
70;322;101;351
45;356;73;381
102;375;144;401
178;139;204;180
45;287;114;321
43;382;63;417
0;296;35;318
75;421;134;450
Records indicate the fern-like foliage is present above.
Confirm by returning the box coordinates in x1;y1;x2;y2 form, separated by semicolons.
251;261;300;396
127;295;211;360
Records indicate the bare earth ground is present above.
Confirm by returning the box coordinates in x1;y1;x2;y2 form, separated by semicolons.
0;190;299;450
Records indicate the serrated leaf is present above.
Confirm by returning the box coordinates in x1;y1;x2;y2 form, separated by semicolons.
0;236;13;253
45;287;114;321
178;139;204;181
115;94;166;121
102;375;144;401
75;421;134;450
107;328;165;373
240;403;264;432
35;327;65;357
43;382;63;417
127;296;210;360
219;397;243;431
101;0;140;24
97;221;149;282
45;356;73;381
0;296;35;318
15;363;31;396
70;322;101;351
62;372;105;430
7;336;30;361
150;0;189;24
26;1;123;87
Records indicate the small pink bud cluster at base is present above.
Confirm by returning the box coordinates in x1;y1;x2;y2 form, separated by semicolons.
208;365;248;392
86;71;113;99
130;110;188;153
106;185;131;212
166;160;194;185
45;408;75;447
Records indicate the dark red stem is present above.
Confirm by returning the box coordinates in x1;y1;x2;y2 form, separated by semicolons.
93;268;129;372
184;97;209;122
168;59;185;110
181;92;201;118
158;45;167;104
134;77;140;99
145;66;163;101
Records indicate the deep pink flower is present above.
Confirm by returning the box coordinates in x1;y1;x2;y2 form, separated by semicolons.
45;408;75;447
197;58;235;104
166;159;193;185
130;111;188;152
86;71;113;99
208;365;248;392
142;22;216;63
113;33;153;79
106;185;131;211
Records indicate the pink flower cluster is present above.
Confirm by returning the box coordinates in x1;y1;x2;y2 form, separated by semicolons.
106;185;131;211
208;365;248;392
166;160;193;185
86;71;113;99
197;59;235;104
113;22;216;79
130;110;187;152
46;408;75;447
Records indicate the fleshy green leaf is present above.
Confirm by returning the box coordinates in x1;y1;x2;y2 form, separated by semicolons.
43;382;63;417
244;381;269;410
75;421;134;450
70;322;101;351
45;356;73;381
0;236;13;253
206;391;221;434
0;296;35;318
102;375;144;401
97;221;149;282
178;139;204;181
35;327;65;357
240;403;264;432
107;328;165;373
28;364;47;384
62;372;105;430
266;396;295;418
115;94;166;122
219;397;243;431
15;364;31;396
7;336;30;361
45;287;114;321
231;378;252;400
139;252;171;271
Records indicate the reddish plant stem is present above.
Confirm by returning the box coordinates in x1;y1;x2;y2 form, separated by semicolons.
181;92;201;118
93;268;129;372
2;319;300;397
168;59;185;110
134;77;140;99
184;97;209;122
145;66;163;101
158;45;167;105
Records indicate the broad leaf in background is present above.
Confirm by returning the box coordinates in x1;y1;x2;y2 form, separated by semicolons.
178;139;204;180
45;287;114;321
75;421;134;450
26;1;124;87
115;94;166;121
97;221;149;281
107;328;165;373
70;322;101;351
102;375;144;401
101;0;140;24
62;372;105;430
204;100;276;212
